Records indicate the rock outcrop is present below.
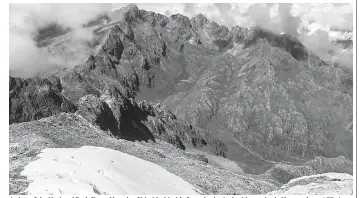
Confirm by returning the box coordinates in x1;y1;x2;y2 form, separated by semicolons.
263;155;352;184
9;76;77;124
267;173;353;195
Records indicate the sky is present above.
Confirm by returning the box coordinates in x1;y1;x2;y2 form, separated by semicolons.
9;3;353;77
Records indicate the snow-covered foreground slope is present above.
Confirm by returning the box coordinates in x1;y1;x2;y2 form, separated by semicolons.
21;146;202;195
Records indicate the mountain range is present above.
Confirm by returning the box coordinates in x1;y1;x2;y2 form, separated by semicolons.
9;4;353;195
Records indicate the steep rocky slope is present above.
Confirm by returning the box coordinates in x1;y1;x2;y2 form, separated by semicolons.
162;28;352;162
9;4;353;195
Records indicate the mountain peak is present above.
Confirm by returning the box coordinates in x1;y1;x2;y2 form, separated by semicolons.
121;4;140;15
169;13;192;28
192;13;209;28
110;4;140;23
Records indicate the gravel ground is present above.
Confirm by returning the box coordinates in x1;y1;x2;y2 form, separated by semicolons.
9;113;278;195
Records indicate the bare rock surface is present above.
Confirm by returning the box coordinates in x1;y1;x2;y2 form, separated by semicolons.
262;155;352;184
267;173;353;195
9;76;77;124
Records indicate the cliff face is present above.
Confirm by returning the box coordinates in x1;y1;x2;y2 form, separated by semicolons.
9;76;77;124
9;5;352;175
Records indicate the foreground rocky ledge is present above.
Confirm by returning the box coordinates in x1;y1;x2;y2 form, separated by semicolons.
9;113;278;195
267;172;353;195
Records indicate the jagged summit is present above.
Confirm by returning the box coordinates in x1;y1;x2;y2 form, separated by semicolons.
106;5;310;57
192;13;209;28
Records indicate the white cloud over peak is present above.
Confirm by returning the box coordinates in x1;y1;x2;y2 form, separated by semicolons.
9;4;112;77
293;3;353;32
9;3;353;77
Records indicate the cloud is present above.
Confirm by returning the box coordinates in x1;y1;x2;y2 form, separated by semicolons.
292;3;353;32
246;4;278;31
278;4;301;37
9;3;112;77
242;3;353;69
300;29;332;58
300;29;353;69
10;3;353;77
334;49;353;69
243;3;302;37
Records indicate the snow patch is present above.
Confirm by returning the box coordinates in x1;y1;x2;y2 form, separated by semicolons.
21;146;201;195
